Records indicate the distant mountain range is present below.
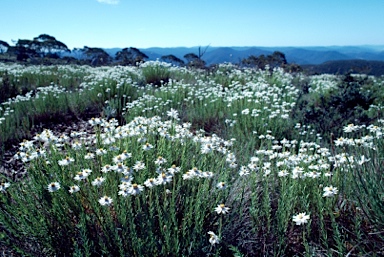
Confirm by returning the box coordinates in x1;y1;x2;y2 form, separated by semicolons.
104;45;384;66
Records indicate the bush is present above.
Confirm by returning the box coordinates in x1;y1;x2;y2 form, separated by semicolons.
0;117;235;256
292;73;376;140
141;61;171;87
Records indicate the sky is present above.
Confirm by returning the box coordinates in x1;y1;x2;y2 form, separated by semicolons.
1;0;384;49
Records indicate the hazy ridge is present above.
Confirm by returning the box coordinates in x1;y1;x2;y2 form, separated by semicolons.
103;45;384;65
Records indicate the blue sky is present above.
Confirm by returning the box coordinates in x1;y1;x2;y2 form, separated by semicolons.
1;0;383;49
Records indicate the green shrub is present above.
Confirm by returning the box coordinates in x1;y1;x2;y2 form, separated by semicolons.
292;73;376;140
141;61;171;87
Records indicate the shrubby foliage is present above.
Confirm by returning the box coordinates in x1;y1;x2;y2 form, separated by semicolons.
241;51;287;69
160;54;185;66
115;47;149;66
293;73;377;140
0;35;150;67
80;47;112;66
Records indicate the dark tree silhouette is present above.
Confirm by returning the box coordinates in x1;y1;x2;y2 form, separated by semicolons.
184;53;206;68
15;34;70;58
0;40;9;54
160;54;184;66
7;44;39;61
242;54;267;68
33;34;70;57
81;46;112;66
115;47;148;65
183;45;209;68
242;51;288;70
268;51;287;68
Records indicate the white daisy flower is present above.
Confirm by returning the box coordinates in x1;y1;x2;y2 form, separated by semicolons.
292;212;310;225
214;204;230;215
322;186;338;197
207;231;220;246
128;184;144;195
91;177;105;187
99;196;113;206
68;185;80;194
47;182;61;193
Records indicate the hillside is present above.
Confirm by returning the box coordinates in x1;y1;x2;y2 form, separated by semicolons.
1;62;384;256
137;45;384;65
302;59;384;76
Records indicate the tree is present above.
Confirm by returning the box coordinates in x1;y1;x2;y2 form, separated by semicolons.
284;63;302;73
184;53;206;68
160;54;184;66
242;51;288;70
115;47;148;66
81;46;112;66
241;54;267;68
34;34;56;42
5;34;71;62
268;51;287;68
183;45;209;69
34;34;70;57
197;45;210;59
15;34;70;58
0;40;9;54
7;44;39;61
